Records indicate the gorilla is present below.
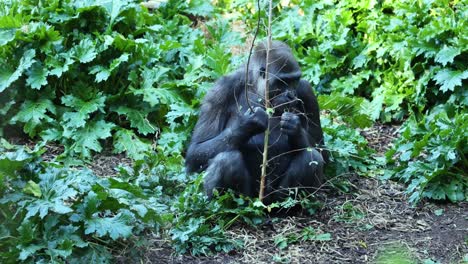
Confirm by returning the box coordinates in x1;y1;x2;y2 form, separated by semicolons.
185;41;327;202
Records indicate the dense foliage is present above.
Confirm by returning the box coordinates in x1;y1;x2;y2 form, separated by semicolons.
0;0;466;262
267;0;468;201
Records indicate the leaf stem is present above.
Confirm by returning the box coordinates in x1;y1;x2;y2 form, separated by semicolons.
259;0;273;201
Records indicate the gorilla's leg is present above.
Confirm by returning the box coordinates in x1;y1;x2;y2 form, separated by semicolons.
204;150;254;198
275;149;324;199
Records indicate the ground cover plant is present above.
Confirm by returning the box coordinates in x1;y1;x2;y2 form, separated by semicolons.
0;0;467;263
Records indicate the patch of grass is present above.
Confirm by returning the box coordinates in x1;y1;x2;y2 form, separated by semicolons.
375;244;416;264
333;201;366;223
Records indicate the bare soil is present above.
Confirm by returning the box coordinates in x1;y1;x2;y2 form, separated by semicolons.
137;123;467;264
140;177;467;264
14;123;467;263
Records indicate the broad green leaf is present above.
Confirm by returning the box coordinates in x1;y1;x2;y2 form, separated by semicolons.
23;180;42;198
90;66;111;83
352;54;367;69
157;129;190;154
433;69;468;93
71;120;114;157
26;62;49;89
113;128;151;160
0;28;16;46
84;211;133;240
114;106;155;135
188;0;213;17
89;53;129;82
96;0;129;26
73;38;97;63
141;66;170;90
61;94;106;129
47;53;74;77
133;87;179;107
18;244;43;261
166;103;195;130
0;49;35;92
11;99;56;136
41;127;62;142
435;46;461;66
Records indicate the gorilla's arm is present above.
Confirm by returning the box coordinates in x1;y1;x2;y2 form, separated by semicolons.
185;74;267;173
296;79;325;147
272;80;326;196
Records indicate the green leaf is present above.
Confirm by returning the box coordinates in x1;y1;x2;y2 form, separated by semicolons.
114;106;155;135
23;180;42;198
141;66;170;90
0;28;16;46
0;15;22;28
73;38;97;63
89;53;129;82
61;94;106;129
71;120;114;157
18;244;43;261
188;0;214;17
165;103;194;130
435;46;461;66
133;87;179;107
47;53;74;77
157;129;190;154
26;62;49;89
0;49;35;92
96;0;129;26
84;211;133;240
433;69;468;93
205;45;231;77
11;99;56;136
113;128;151;160
41;127;62;142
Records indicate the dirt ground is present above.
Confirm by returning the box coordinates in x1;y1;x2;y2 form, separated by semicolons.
121;124;467;263
142;179;467;264
16;123;467;263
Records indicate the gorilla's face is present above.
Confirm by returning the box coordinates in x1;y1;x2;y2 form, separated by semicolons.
269;77;299;99
255;66;299;100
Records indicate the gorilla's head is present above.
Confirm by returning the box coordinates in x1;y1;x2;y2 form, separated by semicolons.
250;40;302;99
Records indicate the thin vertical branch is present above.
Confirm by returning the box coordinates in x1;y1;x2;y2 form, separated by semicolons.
243;0;262;112
259;0;273;201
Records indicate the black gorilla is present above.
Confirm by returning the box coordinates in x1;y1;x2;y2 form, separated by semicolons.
185;41;327;202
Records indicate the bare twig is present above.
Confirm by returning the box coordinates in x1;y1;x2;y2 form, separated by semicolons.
243;0;262;112
259;0;273;201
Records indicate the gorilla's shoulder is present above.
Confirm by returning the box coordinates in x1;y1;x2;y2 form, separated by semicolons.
297;79;314;95
203;69;244;106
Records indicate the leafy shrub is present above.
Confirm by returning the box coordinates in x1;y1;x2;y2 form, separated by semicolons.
0;141;268;261
273;0;467;121
170;179;265;255
0;0;236;159
386;105;467;203
268;0;467;202
0;141;168;263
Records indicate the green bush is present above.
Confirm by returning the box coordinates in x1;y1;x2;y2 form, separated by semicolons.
0;0;236;160
1;0;467;261
268;0;467;202
0;141;168;262
386;105;467;203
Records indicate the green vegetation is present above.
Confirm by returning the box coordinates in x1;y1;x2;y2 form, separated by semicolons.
0;0;466;262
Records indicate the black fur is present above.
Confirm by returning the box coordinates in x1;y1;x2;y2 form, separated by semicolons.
185;41;327;202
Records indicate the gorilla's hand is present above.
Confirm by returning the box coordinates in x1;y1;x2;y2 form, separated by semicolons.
280;112;301;136
271;90;299;115
241;107;268;134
